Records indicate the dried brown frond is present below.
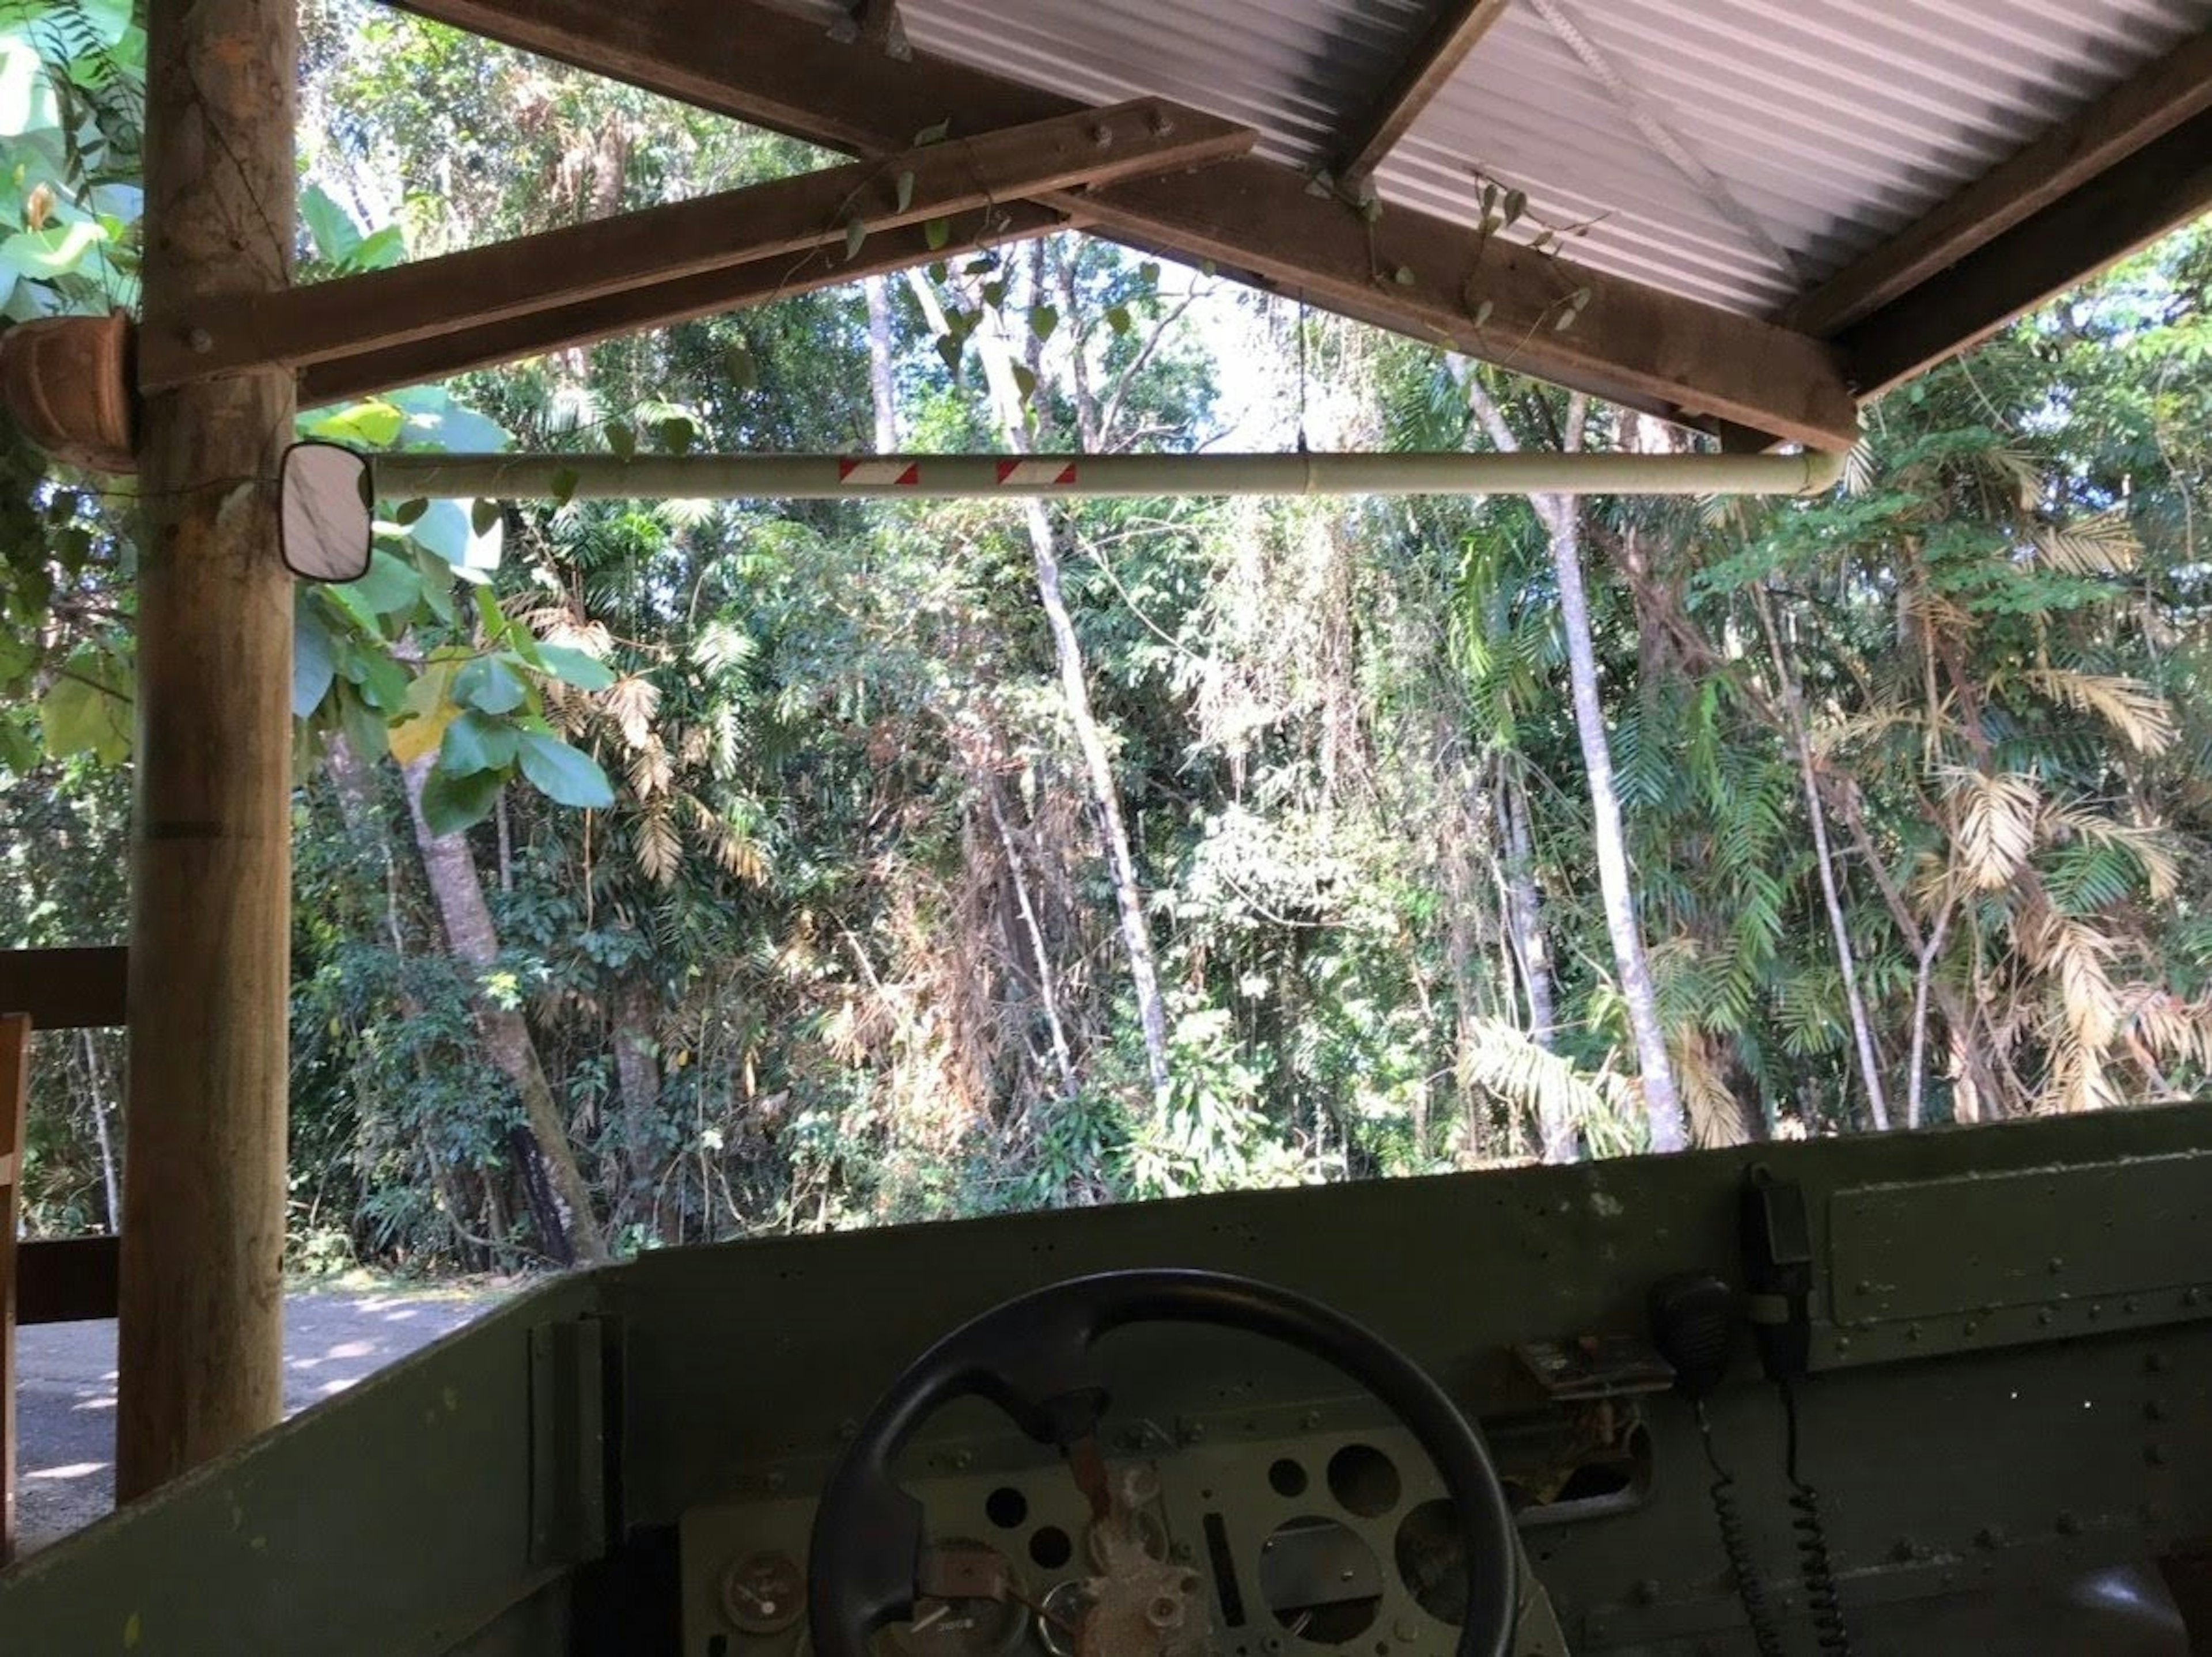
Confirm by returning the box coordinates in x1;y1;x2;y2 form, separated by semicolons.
2029;508;2139;575
2047;802;2181;901
634;801;681;885
604;674;662;749
2021;669;2175;755
1948;769;2040;890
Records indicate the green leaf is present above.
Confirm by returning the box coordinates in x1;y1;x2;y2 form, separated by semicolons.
982;280;1006;310
293;594;337;718
300;183;363;266
438;710;521;776
392;496;429;527
1393;265;1416;286
352;548;420;615
550;468;581;508
536;643;617;692
1028;304;1059;343
336;684;389;760
471;498;503;537
342;638;412;713
1138;261;1161;286
913;118;950;146
724;341;760;389
935;334;963;373
895;170;915;214
418;765;506;838
453;655;529;714
40;650;131;764
517;730;615;809
606;422;638;461
346;224;406;272
923;216;951;251
1105;304;1132;336
304;398;404;448
1011;362;1038;403
657;415;696;456
406;499;501;575
1;221;109;279
844;215;868;261
1503;188;1527;225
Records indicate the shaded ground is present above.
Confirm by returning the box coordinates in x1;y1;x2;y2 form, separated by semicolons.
15;1281;503;1553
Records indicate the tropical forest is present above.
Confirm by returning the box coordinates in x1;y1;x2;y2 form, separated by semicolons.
3;0;2210;1273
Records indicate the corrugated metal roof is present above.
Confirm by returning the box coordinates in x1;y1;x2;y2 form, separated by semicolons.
861;0;2211;317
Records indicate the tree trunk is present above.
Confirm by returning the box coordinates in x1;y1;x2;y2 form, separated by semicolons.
1754;587;1892;1130
864;275;899;452
612;980;663;1233
906;265;1175;1104
399;755;607;1263
1462;379;1688;1152
118;0;296;1500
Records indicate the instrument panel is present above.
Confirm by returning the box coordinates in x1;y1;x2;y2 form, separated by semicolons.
679;1402;1546;1657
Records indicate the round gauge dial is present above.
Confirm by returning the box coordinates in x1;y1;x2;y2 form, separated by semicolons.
724;1549;806;1636
885;1540;1030;1657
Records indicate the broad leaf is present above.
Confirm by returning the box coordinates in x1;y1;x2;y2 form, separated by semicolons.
438;710;521;777
536;644;616;692
418;765;506;838
293;594;336;718
454;655;529;714
517;730;614;809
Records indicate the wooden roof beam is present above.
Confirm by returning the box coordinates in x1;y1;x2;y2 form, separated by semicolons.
301;204;1074;407
1337;0;1512;190
384;0;1858;449
1838;105;2212;400
1789;27;2212;340
143;100;1241;394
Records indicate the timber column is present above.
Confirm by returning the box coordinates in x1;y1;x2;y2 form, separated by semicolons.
118;0;297;1497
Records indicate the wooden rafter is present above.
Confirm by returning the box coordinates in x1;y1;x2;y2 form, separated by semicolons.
1337;0;1512;189
1838;105;2212;399
1789;27;2212;340
145;101;1243;394
302;205;1074;406
385;0;1859;447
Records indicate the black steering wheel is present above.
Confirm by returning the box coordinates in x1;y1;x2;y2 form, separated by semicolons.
806;1268;1517;1657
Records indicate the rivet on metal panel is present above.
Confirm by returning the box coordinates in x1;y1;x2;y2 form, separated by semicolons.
2146;1352;2169;1374
1180;1420;1207;1444
2089;1304;2103;1321
1854;1280;1873;1296
1395;1618;1422;1640
2048;1257;2066;1275
1631;1580;1660;1605
187;327;214;355
1890;1538;1916;1563
952;1450;974;1470
2123;1298;2139;1314
766;1470;787;1492
1962;1320;1979;1337
2056;1511;2082;1536
2146;1400;2169;1423
1905;1324;1921;1343
2146;1444;2169;1466
2037;1309;2056;1327
1089;123;1112;148
1147;108;1175;138
836;1417;858;1442
2185;1288;2202;1307
1974;1526;2003;1550
1301;1411;1322;1430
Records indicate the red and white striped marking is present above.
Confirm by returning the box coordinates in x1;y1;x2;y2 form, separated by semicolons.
995;459;1080;488
837;458;920;487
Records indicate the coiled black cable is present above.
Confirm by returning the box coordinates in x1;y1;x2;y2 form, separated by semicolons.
1781;1380;1853;1655
1695;1400;1788;1657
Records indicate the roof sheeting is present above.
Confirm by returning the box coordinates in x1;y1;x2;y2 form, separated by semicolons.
866;0;2211;317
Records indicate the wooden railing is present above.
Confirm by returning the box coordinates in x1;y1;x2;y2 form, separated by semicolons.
2;946;127;1565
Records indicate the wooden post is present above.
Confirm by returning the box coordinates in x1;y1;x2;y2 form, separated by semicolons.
116;0;296;1500
2;1014;28;1562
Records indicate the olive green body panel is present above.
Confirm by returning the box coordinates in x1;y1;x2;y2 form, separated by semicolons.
1;1105;2207;1655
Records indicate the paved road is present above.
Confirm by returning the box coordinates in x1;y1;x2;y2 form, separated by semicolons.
14;1284;501;1553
